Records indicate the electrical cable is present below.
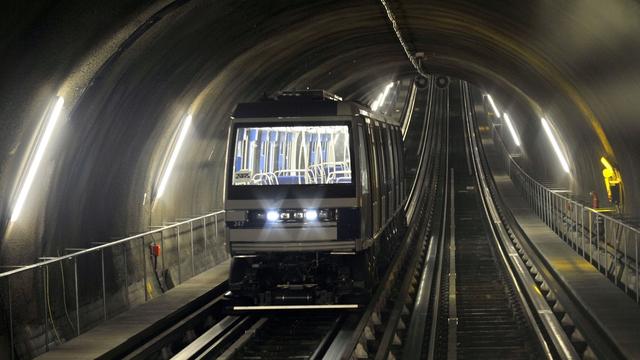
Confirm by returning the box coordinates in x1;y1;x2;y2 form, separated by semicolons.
379;0;429;78
45;266;62;344
57;250;76;333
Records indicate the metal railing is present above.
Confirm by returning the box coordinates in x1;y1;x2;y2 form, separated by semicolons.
490;127;639;304
0;210;225;359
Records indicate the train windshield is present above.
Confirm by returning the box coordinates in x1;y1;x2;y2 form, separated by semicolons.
231;125;352;186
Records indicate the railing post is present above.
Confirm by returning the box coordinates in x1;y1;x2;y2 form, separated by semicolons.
74;257;80;336
141;237;147;302
101;249;107;321
7;277;14;360
549;191;563;233
635;232;638;303
596;214;601;272
543;189;547;225
123;244;129;307
589;211;593;263
42;266;48;351
539;185;543;218
574;202;578;250
214;214;219;247
545;190;550;226
536;184;540;216
581;205;585;257
203;217;208;255
623;230;627;294
176;226;182;284
190;222;195;276
605;219;609;279
160;230;165;271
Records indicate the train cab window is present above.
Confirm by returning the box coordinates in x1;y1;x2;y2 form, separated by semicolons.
231;125;352;186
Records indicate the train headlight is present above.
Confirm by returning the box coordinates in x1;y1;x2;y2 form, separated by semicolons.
305;210;318;221
319;209;329;220
266;210;279;222
280;212;291;220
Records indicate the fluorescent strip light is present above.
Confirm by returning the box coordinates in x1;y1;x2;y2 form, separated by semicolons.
371;99;380;111
486;94;501;118
156;114;192;198
502;112;521;146
371;82;395;111
11;96;64;222
541;118;570;173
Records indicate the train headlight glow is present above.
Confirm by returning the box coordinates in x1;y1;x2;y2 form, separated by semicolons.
266;210;279;221
305;210;318;221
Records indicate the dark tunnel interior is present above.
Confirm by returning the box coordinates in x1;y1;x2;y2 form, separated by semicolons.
1;0;640;357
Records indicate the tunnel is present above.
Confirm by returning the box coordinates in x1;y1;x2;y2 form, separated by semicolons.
1;0;640;358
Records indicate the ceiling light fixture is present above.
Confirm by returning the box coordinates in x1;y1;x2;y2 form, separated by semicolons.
502;112;521;146
541;117;570;174
486;94;501;119
11;96;65;222
156;114;192;198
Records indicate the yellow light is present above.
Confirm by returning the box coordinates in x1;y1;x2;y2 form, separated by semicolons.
156;114;192;198
486;94;501;119
11;96;64;222
502;112;521;146
541;118;570;174
600;157;613;171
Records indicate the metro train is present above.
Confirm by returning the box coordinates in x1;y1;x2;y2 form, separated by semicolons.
224;90;406;307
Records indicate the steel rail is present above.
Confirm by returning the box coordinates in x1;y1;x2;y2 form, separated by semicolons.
463;82;578;359
425;85;451;360
401;82;418;140
323;77;443;360
405;79;435;221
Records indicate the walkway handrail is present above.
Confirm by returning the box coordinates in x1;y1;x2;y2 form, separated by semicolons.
0;209;225;279
490;122;639;303
505;146;639;234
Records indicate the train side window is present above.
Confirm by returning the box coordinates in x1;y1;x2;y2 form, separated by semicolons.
375;123;386;196
393;128;403;207
381;126;390;211
366;121;378;196
388;126;398;209
357;125;369;194
393;128;403;201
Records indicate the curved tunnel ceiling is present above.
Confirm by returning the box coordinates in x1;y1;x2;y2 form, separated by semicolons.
1;0;640;262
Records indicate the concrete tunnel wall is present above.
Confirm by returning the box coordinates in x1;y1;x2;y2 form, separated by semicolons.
1;0;640;352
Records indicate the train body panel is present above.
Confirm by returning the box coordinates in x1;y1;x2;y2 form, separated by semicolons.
223;90;406;306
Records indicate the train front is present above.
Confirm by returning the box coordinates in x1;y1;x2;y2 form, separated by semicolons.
224;92;364;308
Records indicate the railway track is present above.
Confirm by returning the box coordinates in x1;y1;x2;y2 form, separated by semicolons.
430;81;544;359
118;78;616;360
